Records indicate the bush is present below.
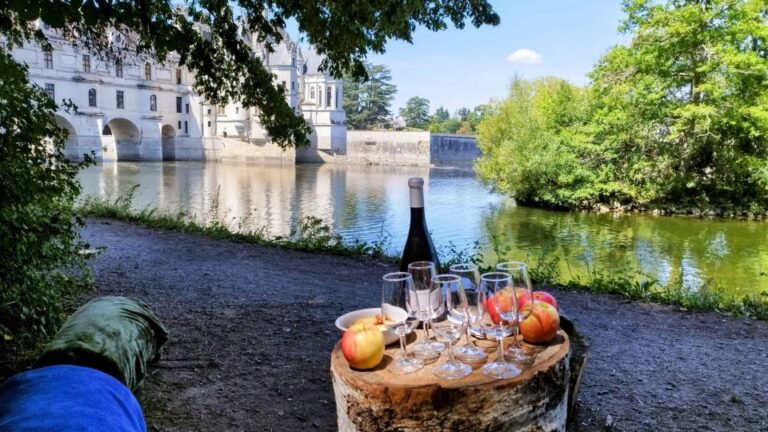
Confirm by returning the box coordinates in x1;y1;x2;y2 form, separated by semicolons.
0;48;93;341
475;77;607;209
476;1;768;212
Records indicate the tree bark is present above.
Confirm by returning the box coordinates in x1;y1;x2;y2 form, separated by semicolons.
331;330;571;432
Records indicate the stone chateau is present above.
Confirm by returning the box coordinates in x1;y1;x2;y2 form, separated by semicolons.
9;20;346;162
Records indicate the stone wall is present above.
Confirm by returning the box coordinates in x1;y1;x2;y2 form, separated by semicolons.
344;131;431;165
70;129;478;166
341;131;478;166
430;134;480;167
201;137;295;164
173;137;206;161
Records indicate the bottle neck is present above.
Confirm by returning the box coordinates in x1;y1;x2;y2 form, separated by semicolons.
409;207;425;224
409;186;424;209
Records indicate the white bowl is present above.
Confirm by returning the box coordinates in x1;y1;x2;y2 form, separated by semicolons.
335;307;404;345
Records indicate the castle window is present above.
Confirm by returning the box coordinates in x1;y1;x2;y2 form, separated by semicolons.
115;60;123;78
217;105;226;116
336;88;340;109
88;88;97;107
185;103;189;114
82;54;90;73
235;107;239;114
310;86;315;100
184;121;188;135
176;97;182;113
116;90;124;109
144;62;151;80
178;121;182;130
327;86;332;108
44;83;55;100
150;95;157;112
44;51;53;69
176;68;182;84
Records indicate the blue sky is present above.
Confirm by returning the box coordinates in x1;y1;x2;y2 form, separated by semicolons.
286;1;629;114
363;0;629;114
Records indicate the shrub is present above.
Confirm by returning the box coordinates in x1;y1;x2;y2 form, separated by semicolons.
0;48;93;341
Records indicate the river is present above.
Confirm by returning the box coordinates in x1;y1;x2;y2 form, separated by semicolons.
79;161;768;298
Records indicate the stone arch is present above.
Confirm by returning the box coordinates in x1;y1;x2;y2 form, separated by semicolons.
54;114;80;161
107;117;141;161
161;124;175;161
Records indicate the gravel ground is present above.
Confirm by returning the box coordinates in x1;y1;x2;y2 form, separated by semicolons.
76;218;768;431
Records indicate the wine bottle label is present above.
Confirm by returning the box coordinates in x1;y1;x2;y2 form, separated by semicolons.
408;177;424;208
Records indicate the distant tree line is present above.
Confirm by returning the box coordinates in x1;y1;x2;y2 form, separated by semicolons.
343;72;488;134
476;0;768;212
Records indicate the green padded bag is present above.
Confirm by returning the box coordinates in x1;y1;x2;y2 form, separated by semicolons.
36;296;169;391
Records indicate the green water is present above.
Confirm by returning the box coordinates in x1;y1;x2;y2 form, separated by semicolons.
487;206;768;298
78;161;768;298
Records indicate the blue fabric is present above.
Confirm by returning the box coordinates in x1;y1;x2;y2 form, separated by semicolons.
0;365;146;432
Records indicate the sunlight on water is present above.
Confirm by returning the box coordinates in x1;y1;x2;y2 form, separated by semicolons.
79;161;768;297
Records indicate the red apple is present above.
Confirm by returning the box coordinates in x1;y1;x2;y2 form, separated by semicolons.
519;302;560;344
484;288;516;325
531;291;558;311
340;323;385;370
516;288;532;310
484;296;501;325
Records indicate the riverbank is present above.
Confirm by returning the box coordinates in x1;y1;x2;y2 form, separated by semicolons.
6;218;764;431
77;161;768;299
580;202;768;220
76;194;768;320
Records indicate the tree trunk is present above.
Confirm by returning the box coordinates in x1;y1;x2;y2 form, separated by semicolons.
331;330;571;432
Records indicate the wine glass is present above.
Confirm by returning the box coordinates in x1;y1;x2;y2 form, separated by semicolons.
431;274;473;379
381;272;424;375
449;263;488;363
407;261;444;359
480;272;522;379
496;261;534;363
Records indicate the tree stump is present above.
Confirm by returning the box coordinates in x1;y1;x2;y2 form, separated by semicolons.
330;330;571;432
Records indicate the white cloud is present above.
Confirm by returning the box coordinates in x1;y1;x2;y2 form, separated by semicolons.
506;49;543;65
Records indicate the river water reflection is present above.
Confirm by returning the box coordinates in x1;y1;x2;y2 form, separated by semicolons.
79;161;768;297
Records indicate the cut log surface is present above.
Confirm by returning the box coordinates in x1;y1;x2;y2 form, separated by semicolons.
331;330;571;432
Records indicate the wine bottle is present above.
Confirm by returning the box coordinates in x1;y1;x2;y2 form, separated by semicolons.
400;177;441;271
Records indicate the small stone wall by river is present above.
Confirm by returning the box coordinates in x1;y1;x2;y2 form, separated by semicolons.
333;131;478;166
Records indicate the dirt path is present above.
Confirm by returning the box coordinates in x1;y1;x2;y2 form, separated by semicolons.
80;218;768;432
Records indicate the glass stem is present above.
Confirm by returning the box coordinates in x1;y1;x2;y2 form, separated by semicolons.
465;322;472;347
448;339;455;363
424;318;431;341
400;332;408;359
497;327;505;362
513;325;521;350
